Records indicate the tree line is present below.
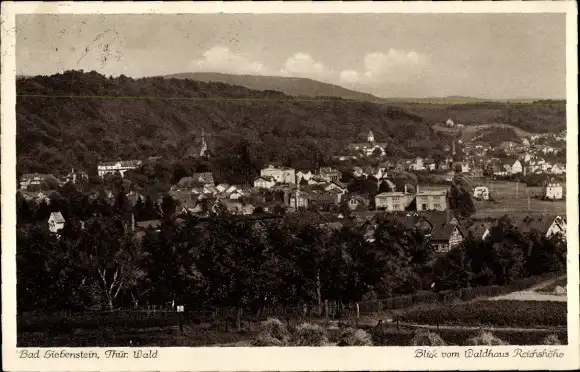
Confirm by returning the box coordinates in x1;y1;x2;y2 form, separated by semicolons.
17;193;565;314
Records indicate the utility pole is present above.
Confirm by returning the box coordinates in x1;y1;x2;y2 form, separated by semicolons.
528;195;531;212
516;180;519;198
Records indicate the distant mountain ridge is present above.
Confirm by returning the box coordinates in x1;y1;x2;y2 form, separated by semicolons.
163;72;380;101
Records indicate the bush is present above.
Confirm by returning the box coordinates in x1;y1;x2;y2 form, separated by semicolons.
251;334;287;346
466;330;507;345
400;300;567;327
294;323;330;346
411;330;447;346
260;317;290;341
252;317;290;346
541;334;562;345
337;327;373;346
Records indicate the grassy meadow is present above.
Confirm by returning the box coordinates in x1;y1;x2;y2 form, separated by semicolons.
471;180;566;219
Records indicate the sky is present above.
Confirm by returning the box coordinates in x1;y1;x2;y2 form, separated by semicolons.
16;13;566;99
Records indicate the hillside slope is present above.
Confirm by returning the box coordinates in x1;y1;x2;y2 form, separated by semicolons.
16;71;445;180
164;72;379;102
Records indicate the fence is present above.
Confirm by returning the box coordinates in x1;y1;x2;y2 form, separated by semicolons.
356;269;566;314
18;270;565;334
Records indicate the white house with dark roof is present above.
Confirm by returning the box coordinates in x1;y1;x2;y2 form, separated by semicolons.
254;176;276;189
48;212;65;233
545;183;563;200
260;165;296;184
415;189;448;212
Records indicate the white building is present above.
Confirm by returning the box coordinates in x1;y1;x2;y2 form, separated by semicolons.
551;164;565;175
98;160;142;177
473;186;490;200
511;160;523;174
254;176;276;189
260;165;296;184
545;183;563;200
48;212;65;234
296;170;313;182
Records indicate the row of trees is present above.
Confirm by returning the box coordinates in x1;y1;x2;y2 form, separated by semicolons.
17;202;565;314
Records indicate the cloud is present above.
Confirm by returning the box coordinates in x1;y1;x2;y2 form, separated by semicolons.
280;53;331;79
340;49;428;84
339;70;361;84
190;46;267;75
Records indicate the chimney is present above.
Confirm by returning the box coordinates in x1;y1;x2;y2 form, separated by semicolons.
416;184;420;194
404;184;408;194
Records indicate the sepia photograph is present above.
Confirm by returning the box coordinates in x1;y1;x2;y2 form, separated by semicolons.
2;1;578;371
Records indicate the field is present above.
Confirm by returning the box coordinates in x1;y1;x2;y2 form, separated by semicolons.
424;180;566;219
432;122;541;142
18;310;567;347
398;300;567;328
471;181;566;219
371;326;567;346
17;311;255;347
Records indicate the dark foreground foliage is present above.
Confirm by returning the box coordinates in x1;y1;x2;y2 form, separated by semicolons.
399;300;567;328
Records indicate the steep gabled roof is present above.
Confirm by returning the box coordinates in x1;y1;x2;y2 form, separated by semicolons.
430;224;461;242
467;222;491;240
49;211;65;223
515;214;561;235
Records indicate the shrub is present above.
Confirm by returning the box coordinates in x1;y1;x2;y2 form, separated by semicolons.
466;330;507;345
260;317;290;341
337;327;373;346
400;300;567;327
541;334;562;345
251;334;287;346
411;330;447;346
294;323;329;346
252;317;290;346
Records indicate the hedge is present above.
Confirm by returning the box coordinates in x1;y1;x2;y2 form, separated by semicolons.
399;300;567;328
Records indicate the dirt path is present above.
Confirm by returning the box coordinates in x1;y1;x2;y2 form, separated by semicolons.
489;274;567;302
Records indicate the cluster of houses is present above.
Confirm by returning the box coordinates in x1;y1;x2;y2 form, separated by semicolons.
44;205;567;254
331;126;565;182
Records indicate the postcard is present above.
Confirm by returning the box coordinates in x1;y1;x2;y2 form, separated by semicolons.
2;1;578;371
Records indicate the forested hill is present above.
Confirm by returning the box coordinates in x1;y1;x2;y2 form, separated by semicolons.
16;70;444;178
164;72;379;102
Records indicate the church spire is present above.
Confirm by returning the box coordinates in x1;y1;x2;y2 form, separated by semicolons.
199;127;208;157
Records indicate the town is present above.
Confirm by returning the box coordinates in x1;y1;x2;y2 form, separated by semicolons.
16;122;568;348
19;127;567;253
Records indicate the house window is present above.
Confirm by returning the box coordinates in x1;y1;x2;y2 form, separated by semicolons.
393;204;400;210
422;203;427;210
434;204;441;209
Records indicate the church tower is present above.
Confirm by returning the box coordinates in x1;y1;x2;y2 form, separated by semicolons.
199;128;208;157
368;130;375;143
